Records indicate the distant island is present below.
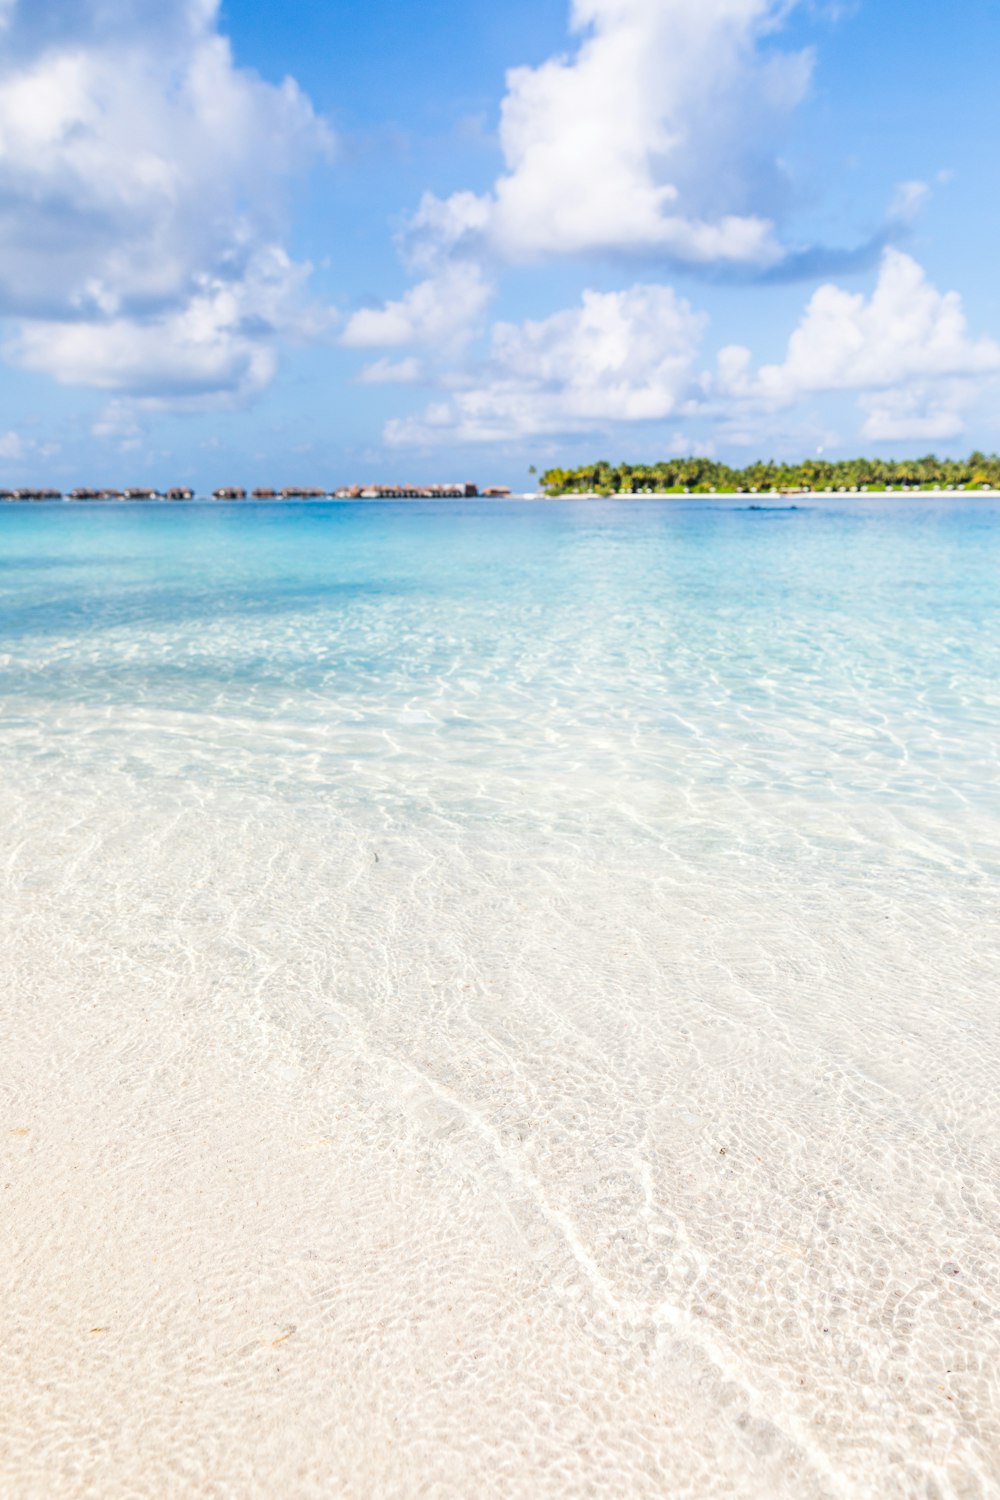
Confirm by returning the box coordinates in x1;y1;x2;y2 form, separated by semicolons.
4;457;1000;503
540;453;1000;496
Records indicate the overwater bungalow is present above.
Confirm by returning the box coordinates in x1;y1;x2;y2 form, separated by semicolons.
425;482;478;498
481;486;512;498
212;487;246;500
252;487;278;499
123;487;160;501
164;487;194;501
13;488;62;500
280;486;328;499
351;482;480;499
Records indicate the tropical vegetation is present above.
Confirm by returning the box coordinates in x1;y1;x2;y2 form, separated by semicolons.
539;453;1000;496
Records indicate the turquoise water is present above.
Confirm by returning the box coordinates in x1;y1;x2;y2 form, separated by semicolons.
2;497;998;818
3;498;999;1497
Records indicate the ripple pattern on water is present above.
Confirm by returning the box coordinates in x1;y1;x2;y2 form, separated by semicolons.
1;498;999;1498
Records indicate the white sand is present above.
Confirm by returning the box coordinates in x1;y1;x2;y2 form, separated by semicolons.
3;770;999;1498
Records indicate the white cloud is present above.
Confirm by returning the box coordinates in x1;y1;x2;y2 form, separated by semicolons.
385;284;705;444
356;356;424;385
888;179;931;224
8;246;322;399
91;401;143;444
0;0;331;401
0;427;59;464
380;252;1000;450
718;250;1000;416
859;384;971;443
341;263;494;359
407;0;813;269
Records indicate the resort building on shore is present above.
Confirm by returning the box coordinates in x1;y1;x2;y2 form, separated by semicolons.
333;482;480;499
0;488;63;500
0;481;511;502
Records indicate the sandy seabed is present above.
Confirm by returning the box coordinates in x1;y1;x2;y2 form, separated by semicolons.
2;759;999;1500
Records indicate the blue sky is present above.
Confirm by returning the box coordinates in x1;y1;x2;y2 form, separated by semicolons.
0;0;997;489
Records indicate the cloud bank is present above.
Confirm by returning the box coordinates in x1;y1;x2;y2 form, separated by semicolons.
359;0;974;454
0;0;331;404
386;252;1000;447
719;250;1000;440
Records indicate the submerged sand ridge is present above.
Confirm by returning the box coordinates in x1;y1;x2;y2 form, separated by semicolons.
3;766;998;1499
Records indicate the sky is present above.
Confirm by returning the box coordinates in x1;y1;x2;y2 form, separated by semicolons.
0;0;997;490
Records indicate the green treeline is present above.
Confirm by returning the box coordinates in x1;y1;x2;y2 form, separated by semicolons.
540;453;1000;496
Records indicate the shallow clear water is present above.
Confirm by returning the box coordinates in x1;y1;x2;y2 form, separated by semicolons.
2;498;999;1497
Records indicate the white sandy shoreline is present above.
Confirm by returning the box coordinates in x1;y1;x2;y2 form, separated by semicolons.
520;487;1000;501
4;760;999;1499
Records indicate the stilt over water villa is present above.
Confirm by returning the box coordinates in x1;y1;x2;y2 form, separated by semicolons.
333;483;480;499
0;488;63;500
0;480;512;502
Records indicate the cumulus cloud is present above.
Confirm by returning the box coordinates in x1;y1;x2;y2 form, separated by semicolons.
0;0;331;401
407;0;814;271
379;251;1000;449
718;250;1000;420
859;384;972;443
385;284;706;444
341;263;493;358
356;0;909;384
9;246;322;400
